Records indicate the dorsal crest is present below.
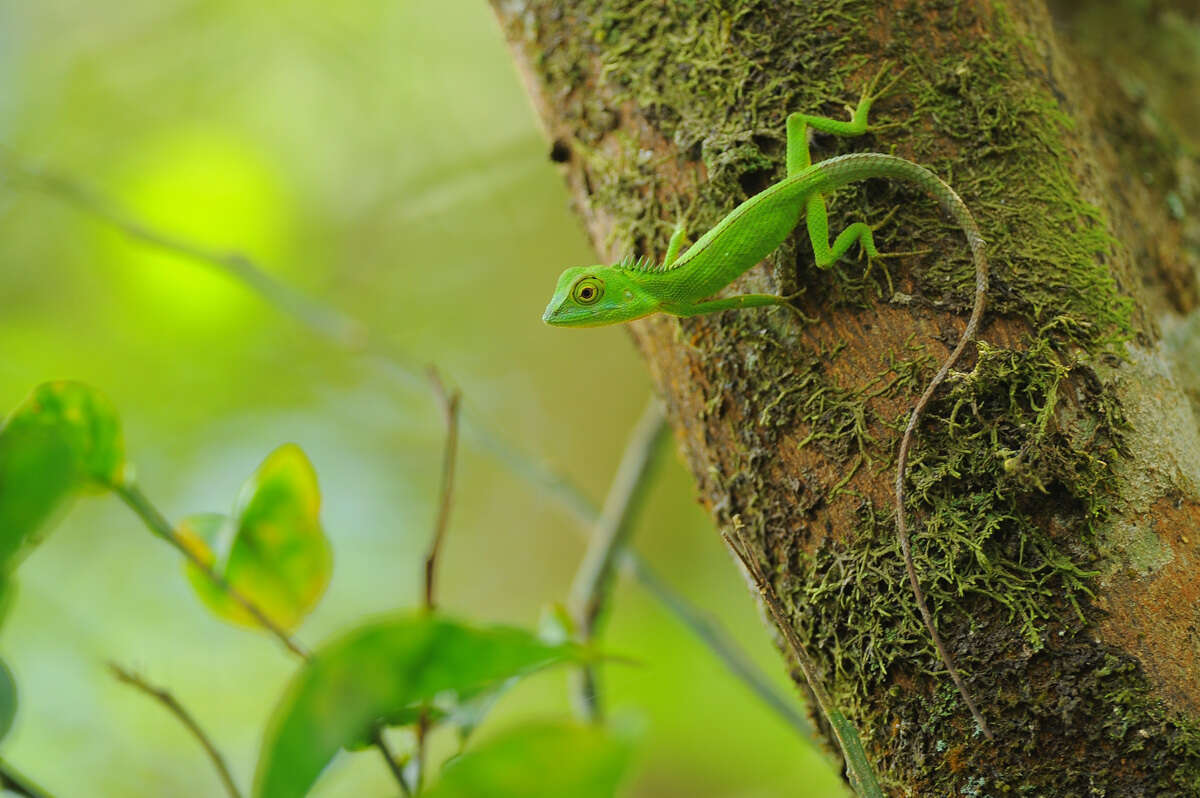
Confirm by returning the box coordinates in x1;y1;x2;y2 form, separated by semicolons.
615;253;672;274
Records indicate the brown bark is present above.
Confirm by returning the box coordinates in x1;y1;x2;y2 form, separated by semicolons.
493;0;1200;793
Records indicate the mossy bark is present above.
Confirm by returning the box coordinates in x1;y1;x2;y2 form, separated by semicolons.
491;0;1200;793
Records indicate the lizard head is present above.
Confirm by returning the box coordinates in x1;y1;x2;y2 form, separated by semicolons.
542;264;659;327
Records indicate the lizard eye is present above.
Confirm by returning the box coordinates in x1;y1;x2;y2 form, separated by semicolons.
572;277;604;305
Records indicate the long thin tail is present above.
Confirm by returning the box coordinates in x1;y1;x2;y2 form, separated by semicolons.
894;168;992;740
820;152;993;737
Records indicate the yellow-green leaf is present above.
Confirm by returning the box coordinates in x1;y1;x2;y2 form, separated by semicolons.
253;613;586;798
426;723;633;798
0;382;124;570
184;444;330;632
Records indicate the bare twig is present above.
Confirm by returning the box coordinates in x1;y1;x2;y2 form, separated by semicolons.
567;398;670;721
2;150;812;742
108;663;243;798
424;369;462;611
0;759;53;798
722;527;883;798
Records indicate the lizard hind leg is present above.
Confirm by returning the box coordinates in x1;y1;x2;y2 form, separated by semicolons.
805;193;880;268
805;196;930;273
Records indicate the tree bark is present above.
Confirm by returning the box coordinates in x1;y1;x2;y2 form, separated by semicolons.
491;0;1200;793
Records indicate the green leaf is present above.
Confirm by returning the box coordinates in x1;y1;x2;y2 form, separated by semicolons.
182;444;331;632
0;381;124;570
0;657;17;743
426;722;633;798
254;613;586;798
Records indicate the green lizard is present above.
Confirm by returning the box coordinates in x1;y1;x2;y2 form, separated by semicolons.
542;69;993;741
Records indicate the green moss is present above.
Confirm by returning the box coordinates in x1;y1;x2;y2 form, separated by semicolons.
512;0;1200;791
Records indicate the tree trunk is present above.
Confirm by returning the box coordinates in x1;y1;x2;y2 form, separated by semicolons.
491;0;1200;793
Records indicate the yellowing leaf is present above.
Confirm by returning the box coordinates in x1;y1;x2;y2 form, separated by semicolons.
184;444;331;632
0;382;124;570
253;614;587;798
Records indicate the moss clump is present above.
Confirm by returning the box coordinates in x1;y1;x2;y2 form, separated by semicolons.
796;339;1120;703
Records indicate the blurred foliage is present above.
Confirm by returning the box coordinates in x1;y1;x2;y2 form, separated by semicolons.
0;0;842;796
256;614;589;797
0;382;124;570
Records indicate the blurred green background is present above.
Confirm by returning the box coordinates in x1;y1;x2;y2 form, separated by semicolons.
0;1;843;795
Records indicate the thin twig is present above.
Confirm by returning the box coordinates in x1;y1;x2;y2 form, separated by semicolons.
0;758;53;798
410;368;464;792
615;551;816;739
108;663;243;798
112;481;310;660
370;729;412;798
424;369;462;611
567;398;670;721
722;527;883;798
111;481;411;791
2;150;812;743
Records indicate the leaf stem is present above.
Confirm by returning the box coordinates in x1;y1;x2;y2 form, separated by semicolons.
108;663;243;798
567;398;669;722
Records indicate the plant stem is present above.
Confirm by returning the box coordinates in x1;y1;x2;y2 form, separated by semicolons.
567;398;669;721
109;663;243;798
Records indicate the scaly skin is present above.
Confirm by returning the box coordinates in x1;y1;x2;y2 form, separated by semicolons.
543;69;993;741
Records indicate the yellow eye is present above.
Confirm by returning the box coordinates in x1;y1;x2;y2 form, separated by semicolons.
572;277;603;305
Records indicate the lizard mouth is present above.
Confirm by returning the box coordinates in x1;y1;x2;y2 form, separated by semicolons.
542;302;608;327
